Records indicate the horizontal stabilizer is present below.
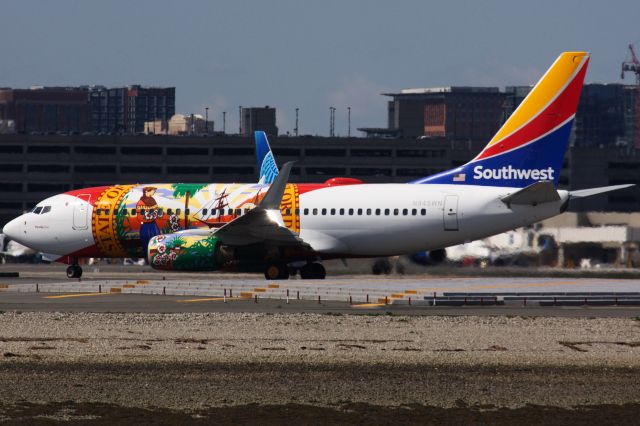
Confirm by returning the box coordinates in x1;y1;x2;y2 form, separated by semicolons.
501;181;560;207
569;184;635;199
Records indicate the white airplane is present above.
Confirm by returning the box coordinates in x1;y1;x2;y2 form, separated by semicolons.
2;52;633;280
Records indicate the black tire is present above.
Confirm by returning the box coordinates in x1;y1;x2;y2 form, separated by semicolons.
264;261;290;280
300;262;326;280
66;265;82;279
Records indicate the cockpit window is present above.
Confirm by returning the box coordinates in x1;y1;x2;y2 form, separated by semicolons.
41;206;51;214
33;206;43;214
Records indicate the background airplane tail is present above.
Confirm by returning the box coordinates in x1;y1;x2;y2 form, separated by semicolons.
413;52;590;188
255;131;279;184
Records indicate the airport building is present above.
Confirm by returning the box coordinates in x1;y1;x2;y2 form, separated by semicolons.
0;133;639;227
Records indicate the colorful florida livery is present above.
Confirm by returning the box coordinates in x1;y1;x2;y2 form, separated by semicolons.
413;52;590;187
3;52;635;280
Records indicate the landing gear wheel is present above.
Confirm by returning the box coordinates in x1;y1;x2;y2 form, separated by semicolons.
300;262;326;280
264;261;290;280
66;265;82;279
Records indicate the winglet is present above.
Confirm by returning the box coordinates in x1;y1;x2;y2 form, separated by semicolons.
255;131;279;184
259;161;295;210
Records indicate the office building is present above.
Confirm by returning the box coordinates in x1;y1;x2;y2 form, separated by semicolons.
240;106;277;136
89;85;175;134
0;87;89;134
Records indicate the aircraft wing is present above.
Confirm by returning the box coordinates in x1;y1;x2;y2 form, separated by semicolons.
211;161;309;248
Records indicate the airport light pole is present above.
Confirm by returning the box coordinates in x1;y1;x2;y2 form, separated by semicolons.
205;107;209;134
222;111;226;134
295;107;299;136
347;106;351;137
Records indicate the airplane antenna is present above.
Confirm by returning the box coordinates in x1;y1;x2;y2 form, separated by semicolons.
621;43;640;85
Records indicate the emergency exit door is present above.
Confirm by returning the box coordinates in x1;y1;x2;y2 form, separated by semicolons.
443;195;459;231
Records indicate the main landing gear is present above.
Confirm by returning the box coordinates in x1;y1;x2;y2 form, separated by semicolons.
66;263;82;279
263;261;326;280
300;262;326;280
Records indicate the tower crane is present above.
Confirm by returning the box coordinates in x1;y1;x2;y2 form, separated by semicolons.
621;44;640;85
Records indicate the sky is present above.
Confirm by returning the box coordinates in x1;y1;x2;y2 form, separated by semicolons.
1;0;639;136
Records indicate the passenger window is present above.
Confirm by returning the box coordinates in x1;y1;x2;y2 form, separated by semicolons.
96;208;102;216
295;208;300;215
421;208;426;215
157;208;164;215
321;208;327;215
366;208;371;215
375;208;381;215
348;208;354;215
312;208;318;215
176;208;181;215
412;208;417;215
402;208;408;215
235;209;241;215
167;208;173;215
285;208;291;215
339;208;345;215
384;209;390;215
303;208;309;215
185;209;190;215
218;209;225;216
357;208;362;215
104;209;110;215
41;206;51;214
202;208;208;216
131;208;137;215
330;208;336;215
33;206;43;214
121;209;128;216
393;209;399;215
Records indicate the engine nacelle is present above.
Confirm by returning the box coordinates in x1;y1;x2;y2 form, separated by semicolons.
148;232;222;271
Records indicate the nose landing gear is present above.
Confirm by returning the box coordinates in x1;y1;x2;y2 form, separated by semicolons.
66;264;83;279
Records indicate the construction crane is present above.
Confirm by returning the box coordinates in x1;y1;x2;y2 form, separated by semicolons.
621;44;640;85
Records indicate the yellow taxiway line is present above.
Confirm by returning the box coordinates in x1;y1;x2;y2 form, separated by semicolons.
352;303;386;308
44;293;108;299
177;297;247;303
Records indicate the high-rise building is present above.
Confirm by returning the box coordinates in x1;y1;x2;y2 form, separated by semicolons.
89;85;175;134
240;106;277;136
0;87;89;134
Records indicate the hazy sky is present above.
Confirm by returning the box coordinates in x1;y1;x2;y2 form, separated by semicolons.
1;1;639;135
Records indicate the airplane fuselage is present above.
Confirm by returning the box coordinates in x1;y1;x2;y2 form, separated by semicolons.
4;181;568;263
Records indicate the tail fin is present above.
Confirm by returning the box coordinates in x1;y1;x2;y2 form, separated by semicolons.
255;131;279;184
413;52;590;187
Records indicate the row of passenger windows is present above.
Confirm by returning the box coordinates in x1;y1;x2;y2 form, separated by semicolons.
299;208;427;216
94;207;428;217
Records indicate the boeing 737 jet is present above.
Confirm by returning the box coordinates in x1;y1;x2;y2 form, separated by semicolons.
3;52;633;280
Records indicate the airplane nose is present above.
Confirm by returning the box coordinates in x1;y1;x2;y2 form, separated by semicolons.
2;215;26;242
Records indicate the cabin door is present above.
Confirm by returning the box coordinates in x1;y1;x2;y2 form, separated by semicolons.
73;194;91;231
443;195;459;231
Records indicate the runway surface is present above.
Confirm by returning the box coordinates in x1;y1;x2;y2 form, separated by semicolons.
2;264;640;315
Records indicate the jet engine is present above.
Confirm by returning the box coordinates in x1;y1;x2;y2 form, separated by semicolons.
148;232;224;271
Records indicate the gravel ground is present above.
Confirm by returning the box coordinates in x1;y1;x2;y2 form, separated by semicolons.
1;311;640;424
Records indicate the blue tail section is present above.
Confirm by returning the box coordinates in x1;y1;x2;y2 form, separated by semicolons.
255;131;279;184
411;52;589;188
